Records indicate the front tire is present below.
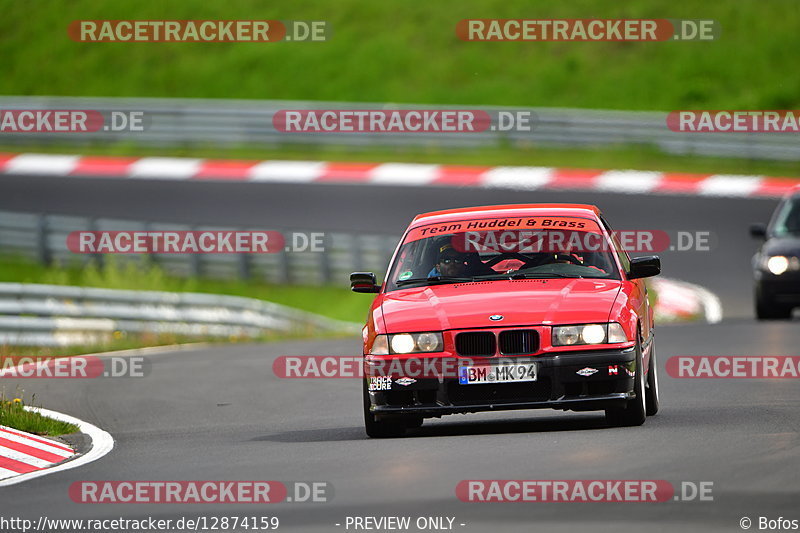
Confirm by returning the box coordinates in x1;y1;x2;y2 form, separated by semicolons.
645;340;660;416
363;379;406;438
606;337;647;427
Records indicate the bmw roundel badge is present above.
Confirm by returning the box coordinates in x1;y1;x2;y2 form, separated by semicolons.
489;315;504;321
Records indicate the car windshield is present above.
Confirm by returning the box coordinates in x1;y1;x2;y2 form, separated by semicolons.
771;196;800;237
386;215;621;291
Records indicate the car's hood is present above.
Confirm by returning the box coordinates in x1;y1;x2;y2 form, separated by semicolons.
380;278;622;332
762;235;800;256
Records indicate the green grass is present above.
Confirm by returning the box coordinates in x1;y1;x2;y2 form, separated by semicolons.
0;254;371;324
0;394;79;436
1;0;798;111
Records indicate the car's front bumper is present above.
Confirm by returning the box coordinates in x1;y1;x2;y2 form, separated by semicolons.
367;347;637;419
755;272;800;306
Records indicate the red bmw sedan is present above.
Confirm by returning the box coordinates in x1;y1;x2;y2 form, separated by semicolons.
352;204;661;437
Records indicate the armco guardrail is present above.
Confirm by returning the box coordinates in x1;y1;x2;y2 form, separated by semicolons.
0;209;399;286
0;96;797;160
0;282;360;346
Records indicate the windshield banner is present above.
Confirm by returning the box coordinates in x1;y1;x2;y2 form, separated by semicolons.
405;216;600;243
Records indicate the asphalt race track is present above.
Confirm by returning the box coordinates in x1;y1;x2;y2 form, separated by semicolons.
2;174;798;532
0;173;782;317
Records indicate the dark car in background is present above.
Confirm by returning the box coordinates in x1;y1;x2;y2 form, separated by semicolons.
751;186;800;319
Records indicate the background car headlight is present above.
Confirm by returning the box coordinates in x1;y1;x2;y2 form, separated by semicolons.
374;332;444;354
552;323;628;346
767;255;790;275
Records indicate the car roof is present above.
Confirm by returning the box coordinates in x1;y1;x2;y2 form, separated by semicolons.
410;203;602;227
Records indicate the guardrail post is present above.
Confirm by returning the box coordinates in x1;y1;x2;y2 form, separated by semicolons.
319;234;332;284
277;247;290;284
238;252;251;279
87;217;104;269
189;225;201;277
36;213;51;265
142;221;157;270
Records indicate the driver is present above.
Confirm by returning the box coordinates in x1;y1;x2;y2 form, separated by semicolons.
428;243;497;277
428;244;470;277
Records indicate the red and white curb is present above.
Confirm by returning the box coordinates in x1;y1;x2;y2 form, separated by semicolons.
0;345;210;486
652;277;723;324
2;153;798;198
0;424;75;480
0;407;114;487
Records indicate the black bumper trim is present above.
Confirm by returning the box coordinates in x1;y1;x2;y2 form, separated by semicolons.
368;346;638;418
372;393;632;417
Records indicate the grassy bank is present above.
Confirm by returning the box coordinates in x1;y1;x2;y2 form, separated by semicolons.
0;395;79;436
1;1;798;111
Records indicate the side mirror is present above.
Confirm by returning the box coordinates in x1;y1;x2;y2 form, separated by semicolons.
350;272;380;293
749;223;767;239
628;256;661;280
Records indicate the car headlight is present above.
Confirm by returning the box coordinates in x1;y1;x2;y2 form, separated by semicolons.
607;323;628;343
759;255;800;275
370;332;444;354
390;334;416;354
767;255;790;275
415;332;441;352
554;325;580;345
369;334;389;355
552;323;628;346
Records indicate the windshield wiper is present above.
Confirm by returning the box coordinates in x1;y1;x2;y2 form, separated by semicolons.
396;275;476;286
474;272;585;280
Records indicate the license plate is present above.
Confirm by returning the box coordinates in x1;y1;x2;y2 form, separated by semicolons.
458;363;537;385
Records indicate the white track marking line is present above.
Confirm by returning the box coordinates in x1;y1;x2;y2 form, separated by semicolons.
4;154;80;175
128;157;203;179
368;163;440;185
595;170;663;193
698;175;763;197
481;166;554;189
248;161;326;182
